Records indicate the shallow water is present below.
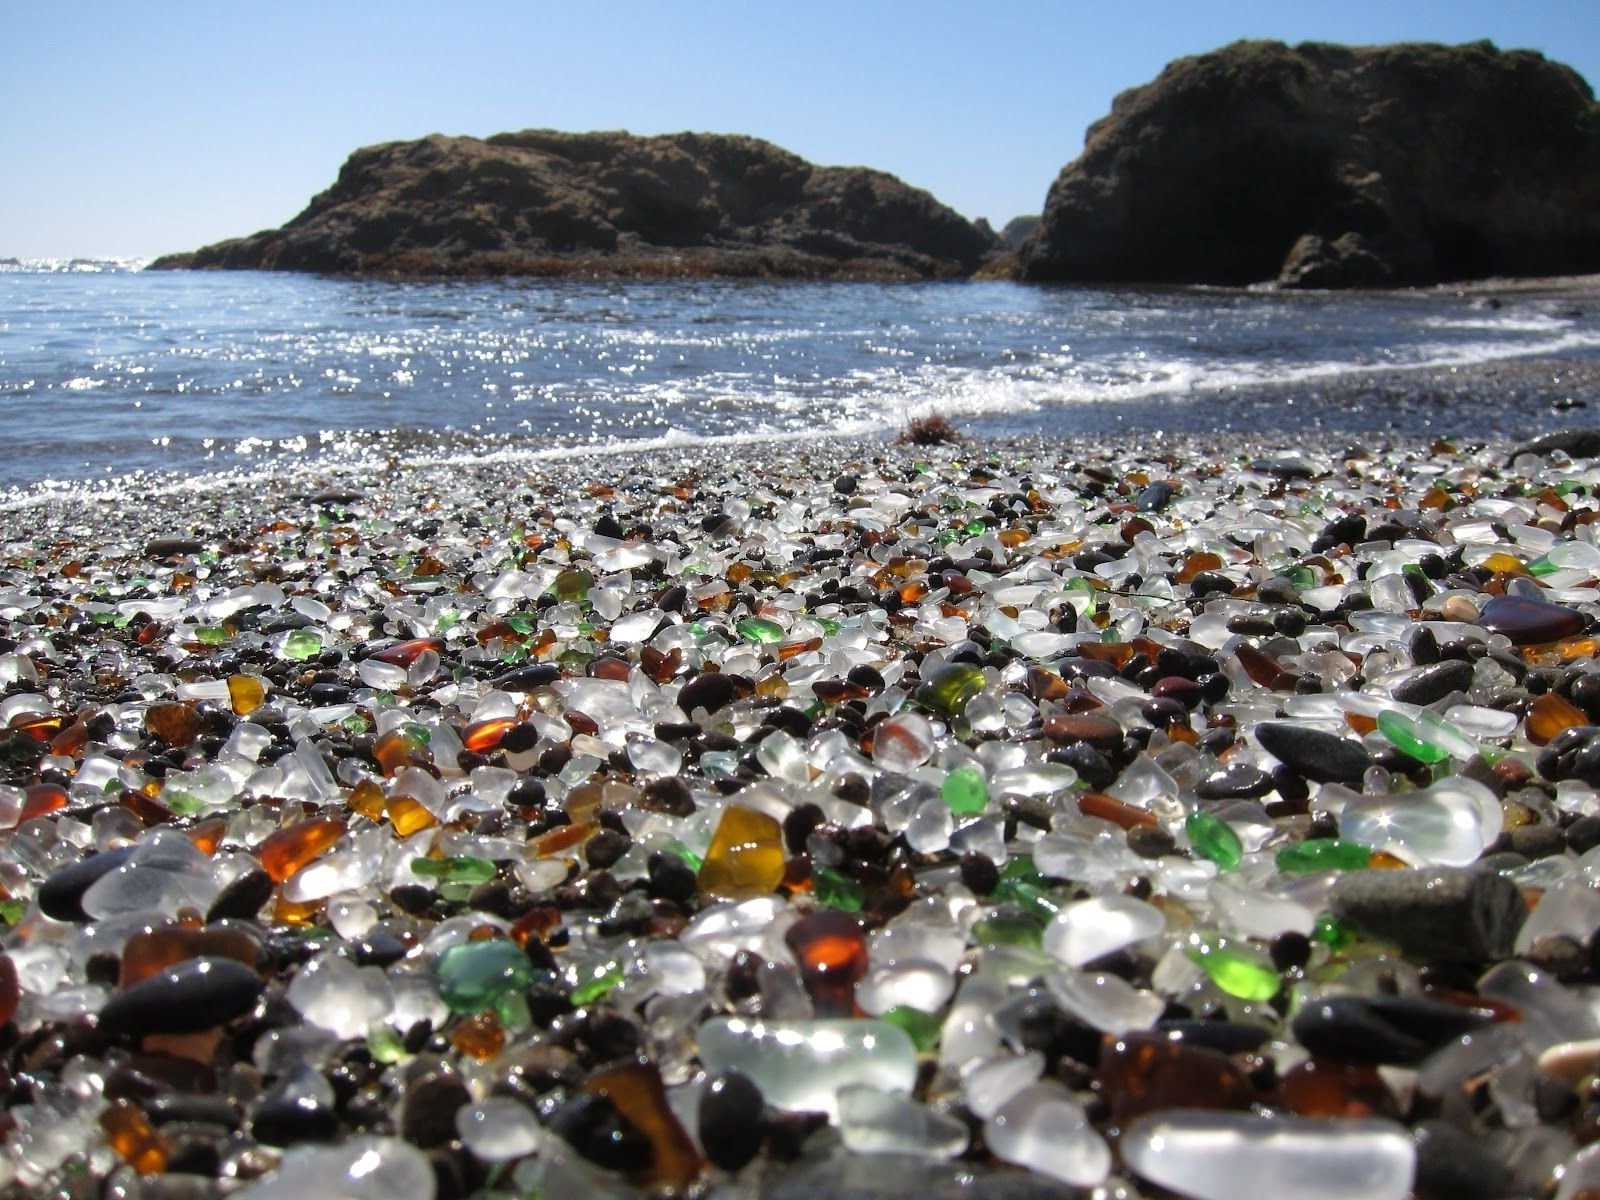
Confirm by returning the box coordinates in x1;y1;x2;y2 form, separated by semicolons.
3;260;1599;494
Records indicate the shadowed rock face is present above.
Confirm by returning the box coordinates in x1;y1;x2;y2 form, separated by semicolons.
1019;39;1600;288
151;129;999;280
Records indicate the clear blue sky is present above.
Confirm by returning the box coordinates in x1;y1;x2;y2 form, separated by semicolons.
3;1;1597;259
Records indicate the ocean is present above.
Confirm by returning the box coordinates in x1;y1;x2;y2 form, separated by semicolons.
4;259;1600;497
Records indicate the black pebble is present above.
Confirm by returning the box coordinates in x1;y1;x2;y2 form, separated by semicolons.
37;846;135;923
206;867;274;922
1290;994;1492;1065
1257;721;1372;784
699;1071;767;1171
1328;867;1527;964
98;957;263;1037
1390;660;1475;706
400;1071;472;1149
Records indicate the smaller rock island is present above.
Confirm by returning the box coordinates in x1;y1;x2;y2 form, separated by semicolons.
149;130;999;280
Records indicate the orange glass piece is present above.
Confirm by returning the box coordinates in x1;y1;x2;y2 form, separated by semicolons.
812;679;870;705
1097;1032;1255;1126
1277;1057;1398;1118
584;1059;704;1191
1078;641;1134;669
698;805;786;897
273;894;323;926
119;925;263;987
451;1010;506;1060
1176;551;1225;584
942;570;975;596
384;794;438;836
1559;636;1600;663
371;638;446;667
100;1099;169;1174
1026;667;1071;702
1075;791;1158;829
784;909;868;1017
348;778;386;820
373;727;431;776
50;717;92;758
591;656;632;682
777;637;823;661
12;713;63;744
533;821;596;858
510;903;563;945
462;717;518;754
21;783;68;822
226;674;267;715
897;580;929;603
1527;691;1590;746
998;528;1030;549
754;672;789;699
145;702;204;749
1479;551;1527;576
186;817;228;856
258;816;346;883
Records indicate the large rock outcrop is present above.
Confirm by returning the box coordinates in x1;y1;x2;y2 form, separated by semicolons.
1019;40;1600;288
151;130;999;280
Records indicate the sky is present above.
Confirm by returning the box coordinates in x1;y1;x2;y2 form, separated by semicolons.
4;1;1599;260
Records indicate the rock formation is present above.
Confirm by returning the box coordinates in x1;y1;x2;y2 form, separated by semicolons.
151;130;998;280
1018;40;1600;288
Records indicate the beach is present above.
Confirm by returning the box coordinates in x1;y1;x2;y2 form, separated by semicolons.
6;356;1600;1197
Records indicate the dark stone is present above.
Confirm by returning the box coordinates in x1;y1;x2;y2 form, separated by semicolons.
1019;40;1600;289
645;851;698;904
1154;1019;1272;1055
1126;824;1176;859
679;671;742;717
400;1070;472;1149
37;846;135;922
1508;428;1600;464
489;662;562;691
583;827;631;870
144;537;205;559
1411;1119;1517;1200
1290;994;1493;1064
151;131;1000;280
251;1070;340;1146
1256;721;1372;784
205;867;274;922
98;957;264;1037
1390;660;1476;706
547;1092;653;1172
698;1071;766;1171
1327;867;1527;963
1195;761;1275;800
1568;814;1600;855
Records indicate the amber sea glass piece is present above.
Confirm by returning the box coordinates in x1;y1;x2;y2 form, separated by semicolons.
1527;691;1590;746
145;702;204;749
698;805;786;897
100;1099;169;1174
257;816;346;884
1276;1057;1398;1118
120;925;263;987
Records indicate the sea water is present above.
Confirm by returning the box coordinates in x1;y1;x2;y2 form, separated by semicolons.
3;258;1599;496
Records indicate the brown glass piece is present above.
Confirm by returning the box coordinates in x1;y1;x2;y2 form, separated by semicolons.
783;909;868;1017
1097;1032;1255;1127
584;1058;704;1190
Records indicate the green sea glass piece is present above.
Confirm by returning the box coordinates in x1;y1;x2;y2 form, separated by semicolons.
435;939;537;1014
283;628;322;661
881;1005;944;1053
410;855;496;886
1275;838;1372;874
1185;809;1243;870
1187;942;1280;1001
942;766;989;815
1377;710;1450;765
737;616;785;644
571;958;625;1005
813;864;865;912
551;569;593;602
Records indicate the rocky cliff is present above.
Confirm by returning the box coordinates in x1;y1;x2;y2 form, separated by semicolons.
151;130;999;280
1019;40;1600;288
